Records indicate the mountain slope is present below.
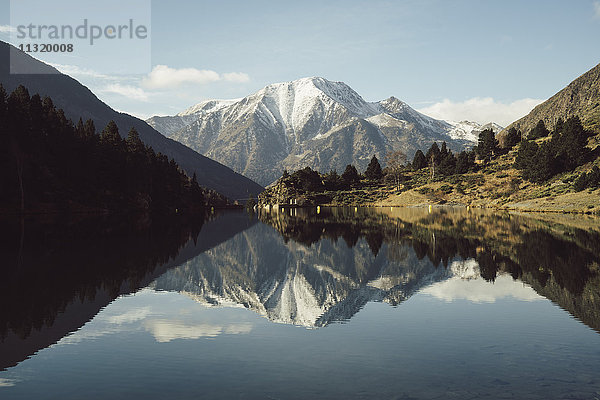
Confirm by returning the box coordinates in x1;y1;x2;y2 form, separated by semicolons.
502;62;600;137
0;41;263;200
148;77;479;186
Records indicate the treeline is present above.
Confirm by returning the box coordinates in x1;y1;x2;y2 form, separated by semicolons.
513;117;597;185
411;141;478;176
280;155;386;193
0;84;226;214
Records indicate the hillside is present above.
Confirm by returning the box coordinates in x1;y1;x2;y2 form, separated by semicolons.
503;62;600;138
0;41;263;201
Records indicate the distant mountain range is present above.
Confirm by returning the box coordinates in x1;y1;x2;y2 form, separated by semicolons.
148;77;502;186
502;62;600;137
0;41;263;201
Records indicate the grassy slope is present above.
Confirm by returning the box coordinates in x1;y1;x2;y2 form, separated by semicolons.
259;132;600;214
374;134;600;213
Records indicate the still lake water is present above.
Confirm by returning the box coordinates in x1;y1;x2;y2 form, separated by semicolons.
1;207;600;399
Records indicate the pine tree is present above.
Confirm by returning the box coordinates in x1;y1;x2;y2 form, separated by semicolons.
412;150;427;170
341;164;360;187
101;120;122;148
439;151;456;175
365;155;383;181
528;120;550;139
505;127;522;149
514;139;539;172
455;151;471;174
126;127;145;154
425;142;441;165
476;129;498;163
83;119;96;138
440;142;449;160
75;118;85;138
324;169;342;190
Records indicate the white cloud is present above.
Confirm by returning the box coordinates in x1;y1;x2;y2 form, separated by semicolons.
144;319;252;342
101;84;150;102
594;1;600;19
105;307;152;324
0;25;16;33
50;63;114;80
422;274;543;303
142;65;219;89
417;97;544;126
222;72;250;83
141;65;250;89
0;378;18;387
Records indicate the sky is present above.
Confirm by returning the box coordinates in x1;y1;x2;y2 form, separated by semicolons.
1;0;600;126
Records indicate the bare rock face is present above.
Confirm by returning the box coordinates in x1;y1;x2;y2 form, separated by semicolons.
148;77;483;186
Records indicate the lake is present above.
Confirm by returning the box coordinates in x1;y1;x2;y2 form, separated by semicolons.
1;207;600;399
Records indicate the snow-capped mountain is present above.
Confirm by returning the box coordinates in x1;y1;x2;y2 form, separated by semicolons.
447;121;504;142
147;77;493;186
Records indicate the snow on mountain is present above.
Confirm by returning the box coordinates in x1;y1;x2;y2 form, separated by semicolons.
447;120;504;142
147;77;497;185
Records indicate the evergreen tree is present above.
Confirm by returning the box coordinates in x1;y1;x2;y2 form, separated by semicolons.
291;166;323;191
83;119;96;138
514;139;539;172
425;142;441;165
364;155;383;181
554;116;589;171
324;169;342;190
100;120;122;148
440;142;449;160
412;149;427;170
438;151;457;175
341;164;360;187
476;129;498;163
75;118;85;138
588;166;600;189
126;127;145;154
504;127;522;149
528;120;550;139
455;151;472;174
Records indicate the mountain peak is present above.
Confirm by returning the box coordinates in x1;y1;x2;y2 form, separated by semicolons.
148;78;476;185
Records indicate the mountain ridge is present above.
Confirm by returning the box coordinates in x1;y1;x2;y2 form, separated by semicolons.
148;77;499;186
502;62;600;138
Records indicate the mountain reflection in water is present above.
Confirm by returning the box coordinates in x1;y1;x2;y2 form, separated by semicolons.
155;206;600;331
1;206;600;373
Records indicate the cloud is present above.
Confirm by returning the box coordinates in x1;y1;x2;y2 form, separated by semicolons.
105;307;152;324
421;260;543;303
0;378;18;387
101;84;150;102
422;274;543;303
50;63;114;80
417;97;544;126
144;319;252;342
0;25;16;33
595;1;600;19
141;65;250;89
222;72;250;83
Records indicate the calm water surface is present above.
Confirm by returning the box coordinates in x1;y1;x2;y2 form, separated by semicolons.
1;207;600;399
